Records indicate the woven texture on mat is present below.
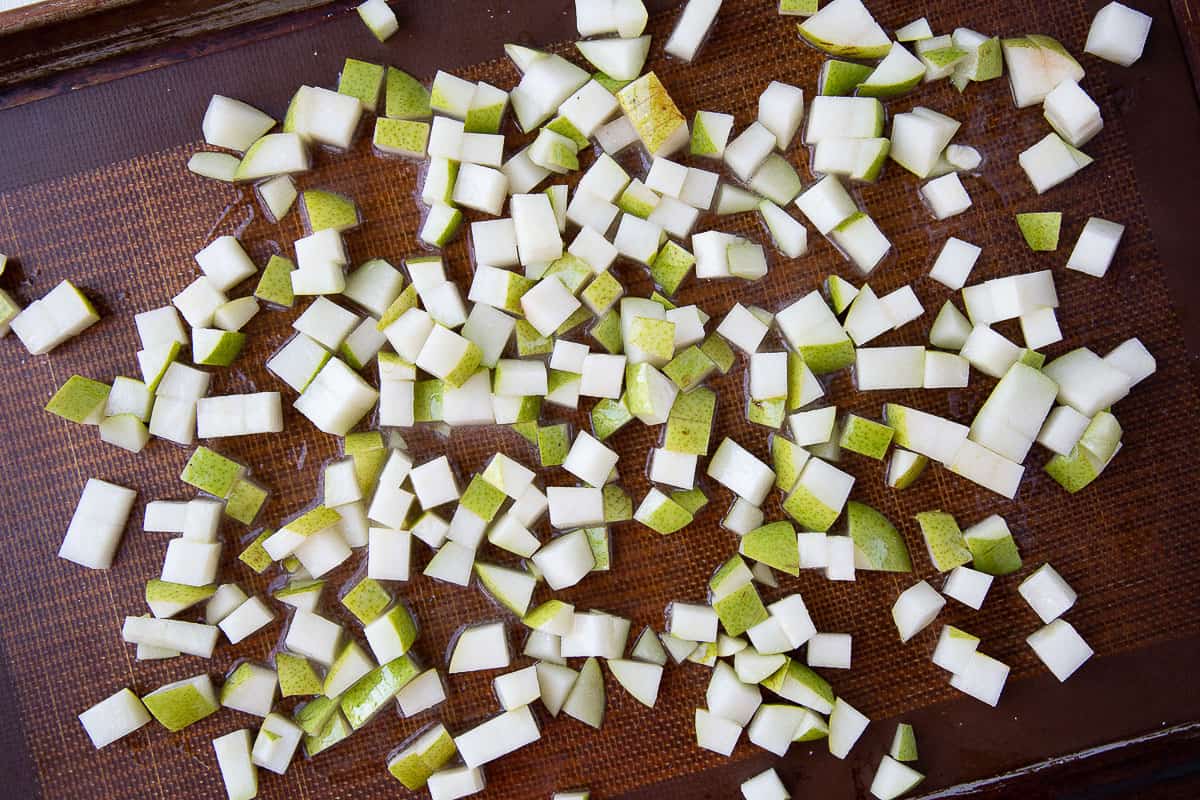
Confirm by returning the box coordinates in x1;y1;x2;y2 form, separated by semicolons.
0;1;1198;799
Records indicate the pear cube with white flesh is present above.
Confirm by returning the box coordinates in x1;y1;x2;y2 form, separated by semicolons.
291;85;363;150
143;674;220;733
923;352;969;389
892;581;945;642
812;137;890;182
212;729;258;800
357;0;398;41
1105;337;1156;387
207;584;249;624
1002;35;1084;108
219;596;275;644
886;403;970;464
671;602;718;643
220;662;277;717
562;657;606;728
759;200;808;258
798;0;890;59
715;302;768;353
929;301;972;350
522;277;580;337
831;213;890;274
234;133;309;181
932;625;980;674
285;611;343;666
776;291;855;374
665;0;722;61
856;347;925;391
79;688;152;749
1086;2;1152;66
748;703;808;756
1019;563;1078;623
843;285;893;346
758;81;805;149
1044;79;1102;147
807;633;851;669
725;122;778;182
708;438;776;507
969;360;1057;460
367;528;411;581
295;358;379;436
695;709;743;756
454;705;541;768
1027;619;1094;681
532;530;596;589
1019;132;1091;194
395;669;446;718
12;280;101;355
723;498;764;536
122;616;219;658
692;110;735;158
921;172;972;220
828;697;870;759
1043;347;1132;418
870;756;925;800
576;36;651;82
58;478;137;570
251;712;303;774
805;96;884;145
427;766;485;800
424;541;475;586
950;651;1010;706
608;659;663;707
1068;217;1125;277
449;622;510;673
943;566;993;610
1037;404;1091;455
203;95;275;152
930;237;981;290
742;768;789;800
959;325;1020;379
196;236;256;292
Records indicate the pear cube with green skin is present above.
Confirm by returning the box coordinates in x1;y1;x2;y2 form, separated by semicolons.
364;605;419;664
293;695;338;737
634;488;694;534
590;309;623;354
616;72;689;157
691;111;735;158
145;580;217;618
387;723;458;790
339;655;420;729
100;413;150;453
276;653;323;697
664;387;716;455
625;362;678;425
529;127;580;173
772;435;810;492
1020;132;1093;194
749;396;786;429
192;328;245;366
819;59;874;96
1016;212;1063;251
712;582;770;637
916;511;973;571
373;118;430;158
181;447;245;497
420;204;463;248
740;521;800;576
303;710;352;757
590;395;633;441
238;530;274;573
664;346;716;391
627;317;676;366
617;180;660;218
475;562;537;616
338;58;384;111
857;42;927;97
915;36;968;81
523;599;575;636
301;189;359;233
537;423;570;467
339;577;391;624
839;414;895;459
603;483;633;523
797;0;890;59
950;29;1003;91
1044;436;1120;493
887;449;928;490
668;487;709;517
581;271;624;316
783;457;855;532
779;0;819;15
761;658;835;714
220;662;278;717
255;255;295;308
515;319;554;356
847;502;912;572
45;375;109;424
562;657;606;729
465;82;509;133
143;674;219;732
649;241;696;298
383;67;430;120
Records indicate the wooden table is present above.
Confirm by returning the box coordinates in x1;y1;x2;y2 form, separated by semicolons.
1;1;1199;797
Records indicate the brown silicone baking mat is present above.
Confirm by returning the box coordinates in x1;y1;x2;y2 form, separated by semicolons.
1;1;1199;798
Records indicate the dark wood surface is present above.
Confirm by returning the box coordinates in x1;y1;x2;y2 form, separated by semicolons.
1;1;1199;798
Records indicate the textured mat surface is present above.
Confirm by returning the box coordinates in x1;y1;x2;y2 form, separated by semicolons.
1;1;1199;798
